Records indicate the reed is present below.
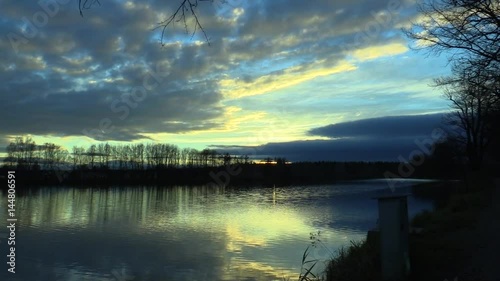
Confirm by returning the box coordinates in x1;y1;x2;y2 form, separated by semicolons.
324;239;381;281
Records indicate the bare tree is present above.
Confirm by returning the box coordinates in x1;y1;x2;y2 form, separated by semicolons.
87;144;97;169
7;136;37;170
41;143;68;170
135;143;145;169
405;0;500;170
223;152;232;166
403;0;500;66
208;149;218;166
180;147;191;166
436;62;500;169
72;146;86;169
104;143;111;167
96;143;106;168
188;148;199;167
3;143;17;168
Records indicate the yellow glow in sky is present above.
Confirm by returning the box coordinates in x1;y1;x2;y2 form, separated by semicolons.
351;42;409;61
218;60;357;99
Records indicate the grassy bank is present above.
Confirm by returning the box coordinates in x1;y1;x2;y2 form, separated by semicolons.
409;179;494;281
315;178;495;281
324;237;381;281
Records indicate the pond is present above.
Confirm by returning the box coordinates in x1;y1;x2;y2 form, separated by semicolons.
0;179;434;281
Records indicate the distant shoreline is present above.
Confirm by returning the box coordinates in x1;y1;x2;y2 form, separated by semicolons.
0;161;457;188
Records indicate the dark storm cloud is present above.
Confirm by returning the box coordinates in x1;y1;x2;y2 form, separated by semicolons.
0;0;227;141
308;113;446;139
212;114;448;162
259;138;424;162
0;0;420;142
213;138;432;162
0;83;224;141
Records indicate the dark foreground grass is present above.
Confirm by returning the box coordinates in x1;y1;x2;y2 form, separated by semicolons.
409;180;493;281
288;235;381;281
320;178;494;281
324;237;381;281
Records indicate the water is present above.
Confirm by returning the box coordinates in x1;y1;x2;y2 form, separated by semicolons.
0;179;434;281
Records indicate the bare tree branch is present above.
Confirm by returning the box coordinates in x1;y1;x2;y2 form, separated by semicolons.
153;0;214;46
434;59;499;169
78;0;215;45
403;0;500;65
78;0;101;17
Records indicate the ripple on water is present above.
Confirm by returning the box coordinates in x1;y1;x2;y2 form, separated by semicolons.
0;181;434;281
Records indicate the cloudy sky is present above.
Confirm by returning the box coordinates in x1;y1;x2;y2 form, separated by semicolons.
0;0;453;161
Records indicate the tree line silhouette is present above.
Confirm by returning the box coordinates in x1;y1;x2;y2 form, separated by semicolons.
1;135;467;187
2;136;259;171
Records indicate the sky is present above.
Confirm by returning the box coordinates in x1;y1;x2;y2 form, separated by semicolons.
0;0;454;162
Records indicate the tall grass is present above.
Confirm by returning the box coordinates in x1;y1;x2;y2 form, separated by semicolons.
297;246;320;281
285;231;381;281
282;232;324;281
324;238;381;281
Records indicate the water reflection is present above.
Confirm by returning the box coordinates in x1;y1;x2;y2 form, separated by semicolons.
0;181;433;281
